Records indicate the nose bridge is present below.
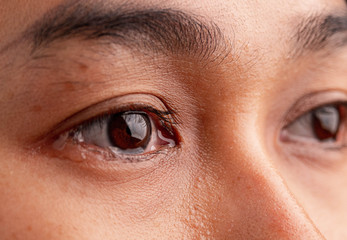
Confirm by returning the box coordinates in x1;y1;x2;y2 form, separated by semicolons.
195;96;325;238
219;141;325;239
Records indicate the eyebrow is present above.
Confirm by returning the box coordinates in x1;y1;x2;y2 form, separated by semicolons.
25;1;229;61
294;13;347;57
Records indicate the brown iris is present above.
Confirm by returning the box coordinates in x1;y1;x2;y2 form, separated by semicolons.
108;112;151;150
312;105;342;141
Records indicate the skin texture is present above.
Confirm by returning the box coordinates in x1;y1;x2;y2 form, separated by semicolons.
1;0;347;239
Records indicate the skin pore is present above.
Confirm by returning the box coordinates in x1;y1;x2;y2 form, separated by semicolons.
1;0;347;239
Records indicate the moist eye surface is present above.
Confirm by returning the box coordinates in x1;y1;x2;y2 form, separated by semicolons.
66;106;178;159
49;93;181;163
312;105;341;141
107;112;151;151
75;111;154;155
284;104;345;142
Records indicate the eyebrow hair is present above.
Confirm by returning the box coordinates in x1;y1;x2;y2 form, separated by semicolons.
294;13;347;57
25;1;229;62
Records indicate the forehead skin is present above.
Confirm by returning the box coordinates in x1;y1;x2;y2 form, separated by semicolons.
1;0;347;239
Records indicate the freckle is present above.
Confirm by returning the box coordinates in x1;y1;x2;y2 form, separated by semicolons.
78;63;88;72
27;225;32;232
31;105;42;112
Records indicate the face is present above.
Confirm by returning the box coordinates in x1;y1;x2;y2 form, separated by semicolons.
1;0;347;239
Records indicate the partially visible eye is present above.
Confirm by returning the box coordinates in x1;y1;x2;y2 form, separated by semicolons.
61;108;178;158
278;93;347;166
282;104;346;143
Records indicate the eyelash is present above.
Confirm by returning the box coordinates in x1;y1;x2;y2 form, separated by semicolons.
50;104;179;163
75;106;176;135
282;101;345;138
278;99;347;167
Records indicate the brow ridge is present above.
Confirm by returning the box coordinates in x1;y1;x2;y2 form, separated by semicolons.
25;1;230;62
294;13;347;57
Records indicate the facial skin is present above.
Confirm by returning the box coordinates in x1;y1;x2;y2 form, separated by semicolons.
1;0;347;239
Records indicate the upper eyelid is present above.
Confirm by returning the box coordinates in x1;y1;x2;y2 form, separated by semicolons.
76;107;175;135
134;106;176;123
286;101;347;126
282;90;347;127
59;109;180;163
38;94;177;142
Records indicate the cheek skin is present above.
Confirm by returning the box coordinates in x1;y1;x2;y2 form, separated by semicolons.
183;126;323;239
0;144;111;239
0;152;215;239
0;119;324;239
2;0;346;238
0;43;326;240
0;134;218;239
177;60;324;238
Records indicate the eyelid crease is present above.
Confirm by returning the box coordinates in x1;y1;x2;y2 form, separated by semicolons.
50;108;180;165
35;93;179;144
279;103;347;169
282;90;347;127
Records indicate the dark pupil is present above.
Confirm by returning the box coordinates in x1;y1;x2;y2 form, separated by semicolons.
108;112;151;150
312;105;341;141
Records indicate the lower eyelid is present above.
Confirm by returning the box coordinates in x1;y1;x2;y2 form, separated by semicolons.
48;114;177;164
280;129;343;148
277;101;347;169
74;111;177;154
37;137;178;184
50;136;168;164
280;144;347;169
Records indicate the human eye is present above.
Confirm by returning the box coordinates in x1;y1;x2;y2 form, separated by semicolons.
279;91;347;165
282;104;346;144
44;94;180;164
72;107;177;156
